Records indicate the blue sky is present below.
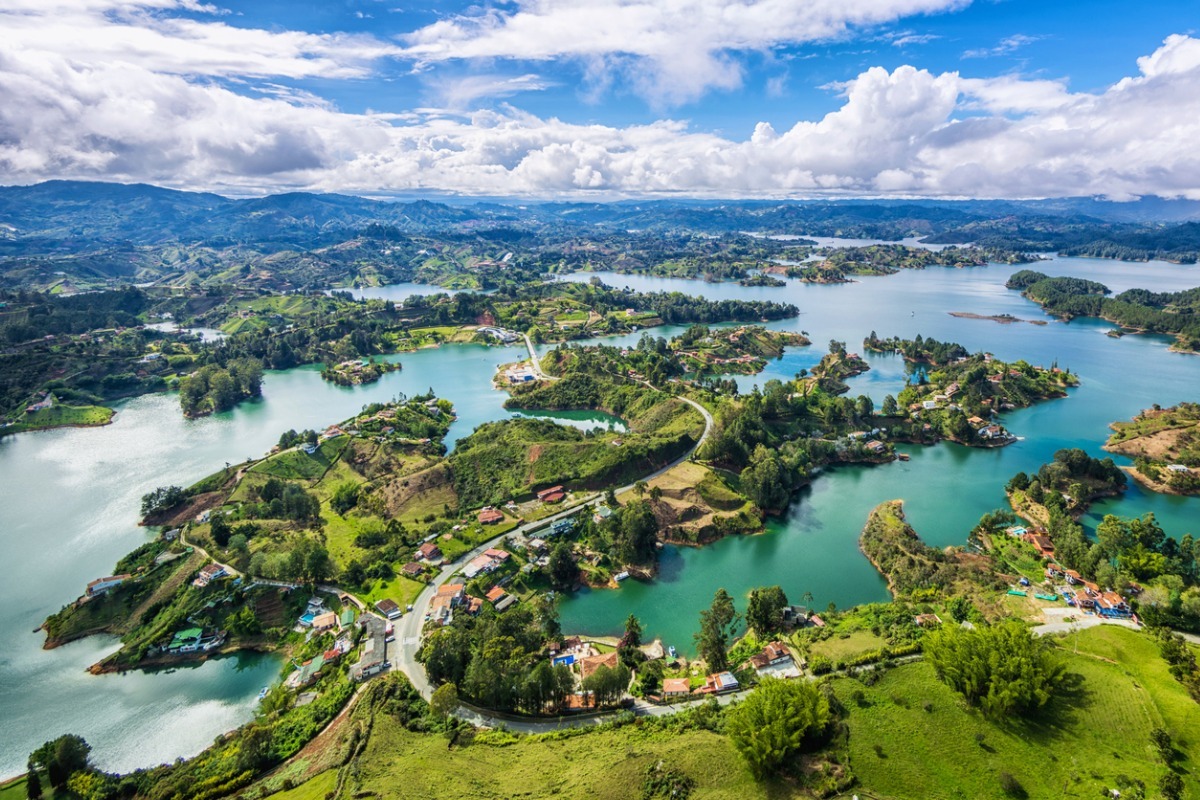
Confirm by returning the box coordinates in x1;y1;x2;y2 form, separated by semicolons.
1;0;1199;198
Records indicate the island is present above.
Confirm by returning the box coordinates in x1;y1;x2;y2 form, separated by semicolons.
1106;403;1200;494
321;358;401;386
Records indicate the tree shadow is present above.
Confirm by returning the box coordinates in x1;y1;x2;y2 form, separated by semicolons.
1002;671;1092;744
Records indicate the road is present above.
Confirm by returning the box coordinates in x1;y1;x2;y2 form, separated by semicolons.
522;333;557;381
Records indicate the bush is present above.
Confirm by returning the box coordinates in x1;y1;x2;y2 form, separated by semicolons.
725;678;831;777
925;621;1067;718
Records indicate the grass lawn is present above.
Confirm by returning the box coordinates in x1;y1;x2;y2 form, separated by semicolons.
836;625;1199;799
268;770;337;800
15;403;113;432
359;575;425;608
808;629;889;662
343;714;773;800
0;776;28;800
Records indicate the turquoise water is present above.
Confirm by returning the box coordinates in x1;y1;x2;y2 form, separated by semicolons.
555;259;1200;651
1;258;1198;774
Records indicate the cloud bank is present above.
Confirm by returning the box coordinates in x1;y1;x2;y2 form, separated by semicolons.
3;2;1200;199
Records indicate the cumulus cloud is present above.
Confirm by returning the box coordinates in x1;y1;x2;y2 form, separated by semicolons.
401;0;973;104
2;6;1200;201
0;0;403;80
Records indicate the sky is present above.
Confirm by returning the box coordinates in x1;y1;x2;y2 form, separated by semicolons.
1;0;1199;199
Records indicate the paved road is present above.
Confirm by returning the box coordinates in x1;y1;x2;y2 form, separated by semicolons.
523;333;557;381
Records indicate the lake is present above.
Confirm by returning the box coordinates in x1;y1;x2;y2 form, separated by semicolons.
1;254;1198;775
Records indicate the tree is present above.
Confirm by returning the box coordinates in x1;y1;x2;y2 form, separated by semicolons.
582;663;631;706
1159;770;1184;800
695;588;739;673
430;683;459;719
881;394;899;416
620;614;643;650
30;734;91;790
745;586;788;637
925;622;1067;718
726;678;831;777
330;481;359;516
548;543;578;590
140;485;186;517
25;768;41;800
209;512;231;547
739;445;790;512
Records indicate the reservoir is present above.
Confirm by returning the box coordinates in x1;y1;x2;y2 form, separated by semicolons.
2;255;1198;775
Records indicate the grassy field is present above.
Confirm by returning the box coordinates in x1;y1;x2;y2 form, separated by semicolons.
808;629;889;662
0;776;28;800
12;403;114;432
347;716;770;800
834;625;1199;799
358;575;425;608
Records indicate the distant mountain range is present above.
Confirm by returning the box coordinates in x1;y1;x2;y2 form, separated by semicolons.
3;180;1200;245
2;181;1199;291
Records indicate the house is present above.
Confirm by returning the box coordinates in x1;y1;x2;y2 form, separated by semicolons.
86;574;131;597
864;440;886;454
463;549;511;579
968;416;987;427
416;542;443;561
1063;569;1083;585
486;586;517;612
1167;464;1191;473
312;611;338;632
579;651;620;682
922;400;939;411
401;562;424;578
549;518;576;537
527;538;548;554
192;563;228;588
505;365;537;384
1045;563;1064;579
914;613;942;627
746;641;796;676
1021;532;1056;558
592;505;614;524
663;678;691;699
1095;591;1132;619
375;599;402;619
430;583;466;625
479;507;505;525
703;671;740;694
537;485;566;503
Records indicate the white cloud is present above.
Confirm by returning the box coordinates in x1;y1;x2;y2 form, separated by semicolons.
3;12;1200;202
963;33;1043;59
401;0;973;104
428;73;555;110
0;0;403;81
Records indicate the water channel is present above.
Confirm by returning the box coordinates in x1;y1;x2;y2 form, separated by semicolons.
2;253;1198;775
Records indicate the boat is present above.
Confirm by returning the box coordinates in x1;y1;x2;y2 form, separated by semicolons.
896;452;910;461
257;686;270;701
614;571;630;582
668;645;677;659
